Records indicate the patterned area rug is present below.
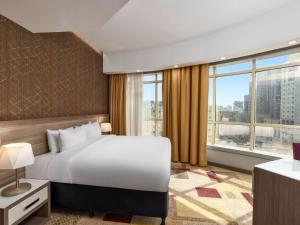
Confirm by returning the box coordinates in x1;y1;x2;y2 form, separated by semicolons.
42;164;253;225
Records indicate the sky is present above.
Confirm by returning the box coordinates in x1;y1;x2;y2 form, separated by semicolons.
143;73;162;101
144;83;162;101
214;74;250;107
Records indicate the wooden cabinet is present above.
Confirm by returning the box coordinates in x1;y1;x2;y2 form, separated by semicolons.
253;159;300;225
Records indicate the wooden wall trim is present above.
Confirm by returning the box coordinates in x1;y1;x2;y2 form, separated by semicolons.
0;114;109;187
0;114;108;127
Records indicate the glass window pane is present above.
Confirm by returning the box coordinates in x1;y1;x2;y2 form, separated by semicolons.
209;66;214;76
157;73;162;81
216;61;252;74
157;119;163;136
256;66;300;125
157;82;163;135
207;123;213;145
143;83;155;120
142;80;163;136
208;78;213;121
255;126;300;156
257;55;290;68
143;83;155;135
158;82;163;120
143;74;156;82
216;74;251;122
257;49;300;68
142;120;156;136
215;124;250;149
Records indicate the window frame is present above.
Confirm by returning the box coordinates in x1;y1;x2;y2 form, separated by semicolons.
209;47;300;153
143;72;163;136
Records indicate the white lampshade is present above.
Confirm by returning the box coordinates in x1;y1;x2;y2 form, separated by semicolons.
101;123;112;133
0;143;34;169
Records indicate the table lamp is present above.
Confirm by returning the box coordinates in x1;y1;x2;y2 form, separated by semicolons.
101;123;112;135
0;143;34;197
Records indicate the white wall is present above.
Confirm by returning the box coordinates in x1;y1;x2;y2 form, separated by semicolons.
207;147;280;171
104;0;300;73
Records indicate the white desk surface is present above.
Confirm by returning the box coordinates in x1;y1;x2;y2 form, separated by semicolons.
255;158;300;181
0;179;49;209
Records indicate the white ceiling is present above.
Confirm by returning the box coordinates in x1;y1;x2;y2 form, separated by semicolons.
1;0;299;73
85;0;297;52
104;0;300;73
0;0;129;33
0;0;296;52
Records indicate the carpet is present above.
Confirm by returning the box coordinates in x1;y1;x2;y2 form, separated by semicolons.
41;164;253;225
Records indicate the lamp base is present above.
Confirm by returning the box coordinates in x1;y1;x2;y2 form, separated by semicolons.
1;182;31;197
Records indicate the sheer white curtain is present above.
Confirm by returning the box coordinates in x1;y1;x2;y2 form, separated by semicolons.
126;73;144;136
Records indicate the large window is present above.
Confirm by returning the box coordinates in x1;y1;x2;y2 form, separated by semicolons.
208;47;300;156
143;72;163;136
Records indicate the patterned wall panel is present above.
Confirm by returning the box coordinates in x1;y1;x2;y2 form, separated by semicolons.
0;15;108;121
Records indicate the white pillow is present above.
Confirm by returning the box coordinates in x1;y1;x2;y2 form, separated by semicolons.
84;122;101;140
47;127;74;153
47;129;60;153
59;126;87;151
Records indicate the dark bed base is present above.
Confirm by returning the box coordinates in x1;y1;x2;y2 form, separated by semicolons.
51;182;168;225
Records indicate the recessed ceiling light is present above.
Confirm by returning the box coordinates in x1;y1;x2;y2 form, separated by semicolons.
289;40;297;45
220;56;226;60
174;65;178;68
136;69;141;72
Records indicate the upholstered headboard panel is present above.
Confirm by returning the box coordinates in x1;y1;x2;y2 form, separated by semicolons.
0;114;109;187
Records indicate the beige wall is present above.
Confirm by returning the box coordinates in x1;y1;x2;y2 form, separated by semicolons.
0;15;108;121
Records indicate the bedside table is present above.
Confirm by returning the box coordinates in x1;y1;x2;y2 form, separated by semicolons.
0;179;50;225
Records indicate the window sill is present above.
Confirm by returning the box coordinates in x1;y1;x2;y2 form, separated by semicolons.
207;144;290;161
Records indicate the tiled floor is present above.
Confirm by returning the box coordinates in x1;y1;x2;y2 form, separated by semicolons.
41;163;253;225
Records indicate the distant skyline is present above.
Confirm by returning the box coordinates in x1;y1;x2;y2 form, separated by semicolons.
212;55;289;107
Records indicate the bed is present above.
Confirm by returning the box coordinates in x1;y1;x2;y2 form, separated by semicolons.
26;135;171;224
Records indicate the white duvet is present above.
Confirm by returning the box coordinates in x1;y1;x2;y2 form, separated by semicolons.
26;136;171;192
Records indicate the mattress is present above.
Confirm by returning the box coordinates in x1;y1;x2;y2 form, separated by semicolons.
26;136;171;192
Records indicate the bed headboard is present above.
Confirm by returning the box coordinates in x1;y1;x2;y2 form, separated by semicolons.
0;114;109;187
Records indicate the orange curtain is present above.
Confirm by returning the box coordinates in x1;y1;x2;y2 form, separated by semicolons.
163;64;209;166
109;74;127;135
